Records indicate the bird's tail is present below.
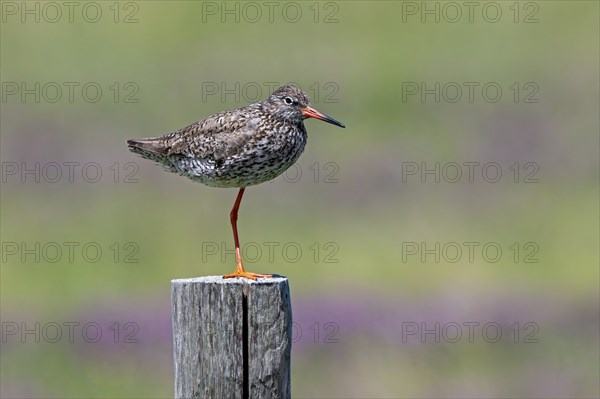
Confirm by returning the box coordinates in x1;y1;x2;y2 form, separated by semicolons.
127;137;169;154
127;137;176;170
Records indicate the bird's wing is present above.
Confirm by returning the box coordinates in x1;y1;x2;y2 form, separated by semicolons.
165;108;263;160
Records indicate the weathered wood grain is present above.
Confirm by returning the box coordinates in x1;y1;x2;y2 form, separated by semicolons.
171;276;291;399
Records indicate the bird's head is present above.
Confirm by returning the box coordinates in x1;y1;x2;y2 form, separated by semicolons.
267;85;345;128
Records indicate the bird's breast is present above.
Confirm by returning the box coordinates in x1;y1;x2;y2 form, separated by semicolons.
176;123;308;188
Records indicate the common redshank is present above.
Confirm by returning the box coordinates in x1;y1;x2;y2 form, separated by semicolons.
127;85;345;279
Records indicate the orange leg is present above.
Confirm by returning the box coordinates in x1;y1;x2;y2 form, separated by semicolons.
223;188;272;280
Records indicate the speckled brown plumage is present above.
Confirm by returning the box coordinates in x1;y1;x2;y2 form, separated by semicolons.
127;84;345;280
127;85;344;188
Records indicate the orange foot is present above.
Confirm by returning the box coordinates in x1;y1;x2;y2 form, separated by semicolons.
223;269;272;280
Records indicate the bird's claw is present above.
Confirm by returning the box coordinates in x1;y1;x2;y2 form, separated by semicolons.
223;270;272;280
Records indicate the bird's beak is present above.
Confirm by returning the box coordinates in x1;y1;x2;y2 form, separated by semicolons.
302;106;345;128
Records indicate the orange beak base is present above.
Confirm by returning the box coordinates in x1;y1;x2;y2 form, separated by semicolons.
302;106;345;128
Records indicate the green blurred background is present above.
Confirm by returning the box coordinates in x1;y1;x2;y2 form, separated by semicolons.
1;1;598;397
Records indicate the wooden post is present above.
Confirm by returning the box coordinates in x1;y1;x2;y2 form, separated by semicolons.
171;276;292;399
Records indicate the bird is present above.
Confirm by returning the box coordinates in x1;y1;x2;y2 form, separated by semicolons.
127;84;345;280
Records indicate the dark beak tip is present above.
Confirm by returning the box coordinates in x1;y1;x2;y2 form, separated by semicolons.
304;106;345;128
331;119;345;128
326;119;345;128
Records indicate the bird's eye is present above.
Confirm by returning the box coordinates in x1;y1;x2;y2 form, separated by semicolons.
284;97;293;105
